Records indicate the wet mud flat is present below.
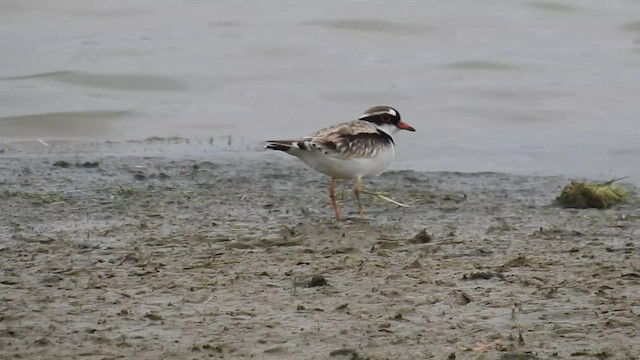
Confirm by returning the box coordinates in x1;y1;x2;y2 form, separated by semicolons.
0;140;639;359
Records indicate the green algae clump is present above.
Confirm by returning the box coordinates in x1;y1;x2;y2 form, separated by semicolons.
555;179;627;209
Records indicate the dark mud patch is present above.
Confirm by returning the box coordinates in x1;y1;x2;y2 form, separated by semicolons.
0;141;639;359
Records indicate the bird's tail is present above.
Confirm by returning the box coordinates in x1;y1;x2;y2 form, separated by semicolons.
265;140;296;152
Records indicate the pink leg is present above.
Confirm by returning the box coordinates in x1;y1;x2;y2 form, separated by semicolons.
329;178;340;220
354;179;364;219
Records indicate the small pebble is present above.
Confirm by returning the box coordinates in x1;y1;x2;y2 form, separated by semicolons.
306;274;327;287
53;161;71;168
78;161;99;168
409;229;432;244
462;272;505;281
41;275;63;284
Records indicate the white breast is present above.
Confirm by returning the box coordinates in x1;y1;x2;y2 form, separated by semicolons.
296;144;395;179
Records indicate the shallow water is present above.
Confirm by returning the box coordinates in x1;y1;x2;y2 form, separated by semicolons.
1;0;639;180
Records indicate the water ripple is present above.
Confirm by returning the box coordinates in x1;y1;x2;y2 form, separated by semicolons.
302;19;432;35
2;71;186;91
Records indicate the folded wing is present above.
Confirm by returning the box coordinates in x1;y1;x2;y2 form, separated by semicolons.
301;120;394;159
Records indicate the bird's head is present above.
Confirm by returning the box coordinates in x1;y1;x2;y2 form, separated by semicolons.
358;106;415;134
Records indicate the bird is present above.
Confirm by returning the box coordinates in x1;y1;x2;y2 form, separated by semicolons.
265;105;415;220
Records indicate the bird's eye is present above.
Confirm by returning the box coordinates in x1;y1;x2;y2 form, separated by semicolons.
381;114;391;122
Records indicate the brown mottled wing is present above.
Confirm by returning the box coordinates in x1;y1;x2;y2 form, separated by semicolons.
301;120;392;159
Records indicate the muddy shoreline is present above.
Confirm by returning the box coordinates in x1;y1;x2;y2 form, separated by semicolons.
1;139;639;359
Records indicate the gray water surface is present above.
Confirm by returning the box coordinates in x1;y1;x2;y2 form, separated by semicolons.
1;0;639;180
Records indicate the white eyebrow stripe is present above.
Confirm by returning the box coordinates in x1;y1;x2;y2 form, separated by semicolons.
360;110;396;119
